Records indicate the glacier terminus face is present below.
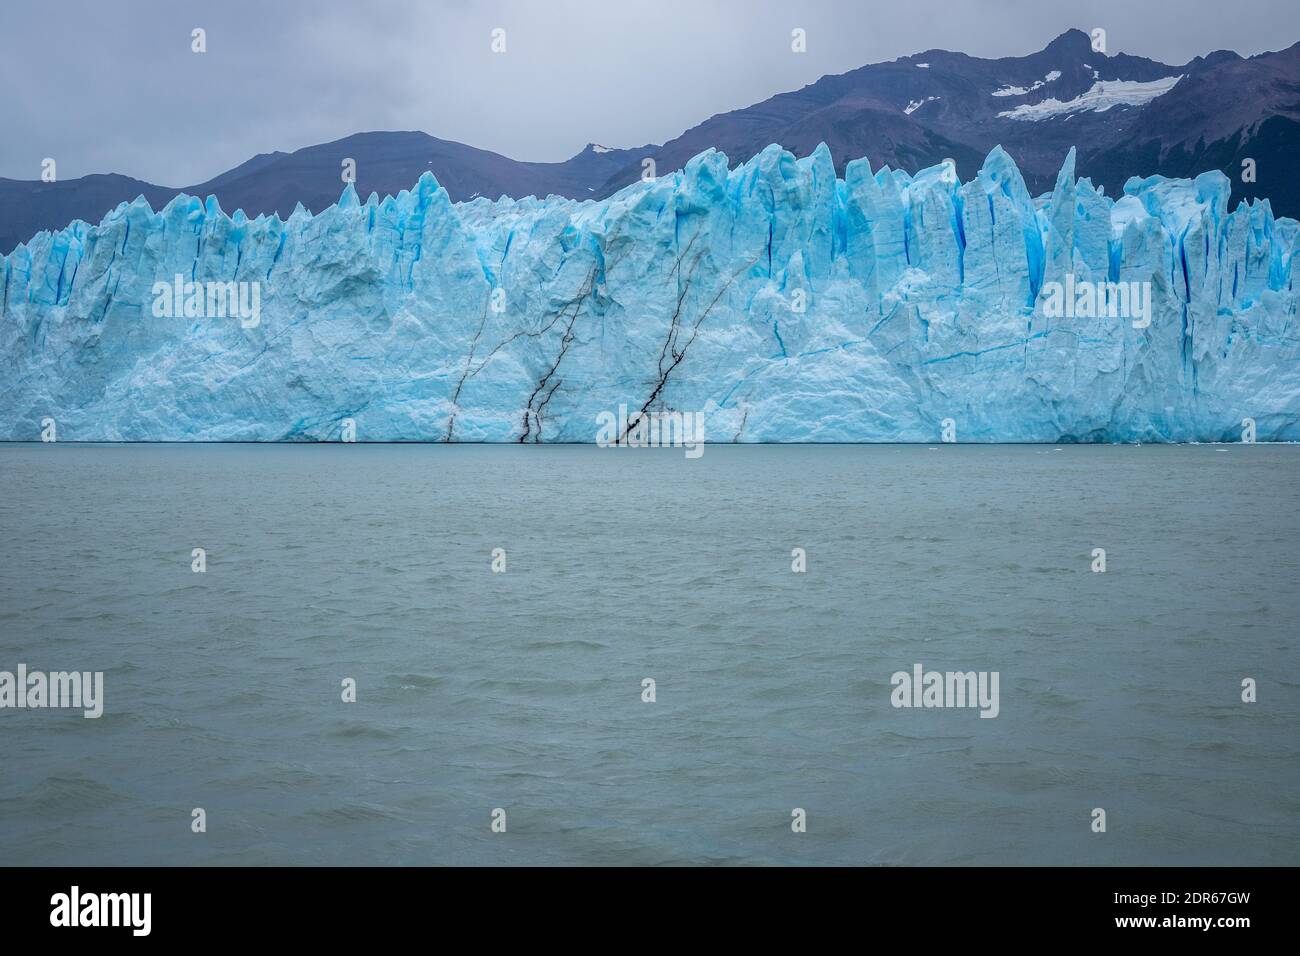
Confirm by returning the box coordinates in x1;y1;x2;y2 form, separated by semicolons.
1;143;1297;443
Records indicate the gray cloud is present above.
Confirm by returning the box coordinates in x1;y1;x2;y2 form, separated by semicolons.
2;0;1296;184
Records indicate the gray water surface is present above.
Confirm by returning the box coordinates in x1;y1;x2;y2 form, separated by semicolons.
1;443;1297;865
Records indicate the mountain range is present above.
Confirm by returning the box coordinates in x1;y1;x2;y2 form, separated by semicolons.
2;28;1297;254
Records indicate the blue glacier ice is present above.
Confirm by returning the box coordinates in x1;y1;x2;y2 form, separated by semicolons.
2;143;1297;442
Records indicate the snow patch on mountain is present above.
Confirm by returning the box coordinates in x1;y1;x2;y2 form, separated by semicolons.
998;75;1184;120
992;70;1063;97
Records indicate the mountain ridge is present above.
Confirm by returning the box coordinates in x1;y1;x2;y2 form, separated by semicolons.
3;28;1297;254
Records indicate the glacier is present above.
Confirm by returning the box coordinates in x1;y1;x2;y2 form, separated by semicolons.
1;143;1297;443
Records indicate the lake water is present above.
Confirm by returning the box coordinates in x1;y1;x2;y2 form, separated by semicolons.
0;443;1297;865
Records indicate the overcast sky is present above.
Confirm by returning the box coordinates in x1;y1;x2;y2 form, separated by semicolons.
2;0;1296;185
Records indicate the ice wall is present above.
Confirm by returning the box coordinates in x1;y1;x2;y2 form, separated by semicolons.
2;144;1296;442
